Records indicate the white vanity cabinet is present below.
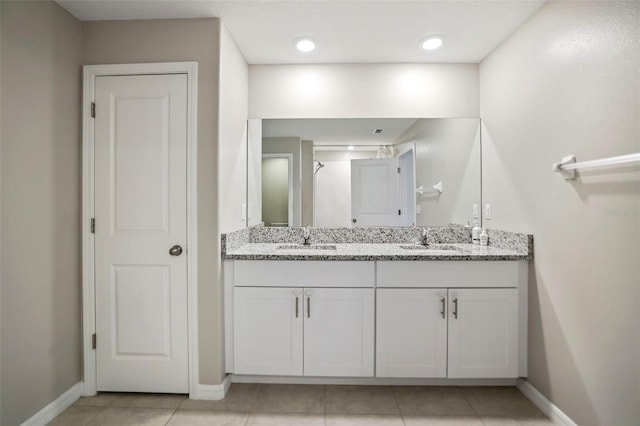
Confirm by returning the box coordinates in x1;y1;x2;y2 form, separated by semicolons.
228;261;375;377
234;287;303;376
225;259;527;381
303;288;374;377
447;288;519;378
376;289;448;378
375;261;527;380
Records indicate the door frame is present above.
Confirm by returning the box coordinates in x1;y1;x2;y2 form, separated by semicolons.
261;153;293;226
397;145;416;226
82;62;199;397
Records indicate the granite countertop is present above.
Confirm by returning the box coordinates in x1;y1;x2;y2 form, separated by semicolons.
223;242;530;261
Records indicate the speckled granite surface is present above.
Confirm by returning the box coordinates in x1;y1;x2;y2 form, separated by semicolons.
485;229;533;254
221;226;532;261
223;242;529;261
221;227;250;254
248;226;425;244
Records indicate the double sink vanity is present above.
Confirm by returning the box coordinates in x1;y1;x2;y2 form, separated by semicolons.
223;226;532;384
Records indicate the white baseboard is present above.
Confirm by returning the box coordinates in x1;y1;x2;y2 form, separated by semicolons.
232;375;517;386
21;382;84;426
517;379;577;426
190;375;232;400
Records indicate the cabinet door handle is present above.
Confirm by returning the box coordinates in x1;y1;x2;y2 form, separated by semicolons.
307;296;311;318
295;296;299;318
440;297;446;319
453;298;458;319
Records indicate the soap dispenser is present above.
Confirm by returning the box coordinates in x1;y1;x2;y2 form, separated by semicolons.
472;221;481;245
480;228;489;246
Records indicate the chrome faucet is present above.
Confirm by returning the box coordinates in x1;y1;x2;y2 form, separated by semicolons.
421;228;429;246
303;227;311;246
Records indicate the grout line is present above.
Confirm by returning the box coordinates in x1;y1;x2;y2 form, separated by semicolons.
244;384;259;426
162;407;179;426
390;386;407;425
324;384;328;426
459;386;482;418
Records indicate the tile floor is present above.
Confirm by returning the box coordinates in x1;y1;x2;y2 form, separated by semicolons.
48;384;554;426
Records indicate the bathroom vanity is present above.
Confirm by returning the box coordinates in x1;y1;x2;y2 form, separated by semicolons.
223;228;532;384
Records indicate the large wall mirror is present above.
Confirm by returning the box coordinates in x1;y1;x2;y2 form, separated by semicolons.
246;118;482;228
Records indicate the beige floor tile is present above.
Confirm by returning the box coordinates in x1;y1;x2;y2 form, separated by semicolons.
480;416;555;426
393;386;475;416
90;407;175;425
325;385;400;415
47;406;105;425
246;412;325;426
105;393;187;409
180;384;259;412
460;387;545;417
166;410;249;426
326;413;404;426
253;384;325;414
74;393;122;407
403;414;485;426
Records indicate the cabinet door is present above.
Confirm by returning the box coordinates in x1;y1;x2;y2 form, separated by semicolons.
376;289;447;378
448;288;519;378
234;287;303;375
303;288;375;377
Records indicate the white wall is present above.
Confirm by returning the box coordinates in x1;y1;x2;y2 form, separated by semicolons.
249;64;479;118
219;23;249;233
395;118;481;226
217;23;249;377
480;2;639;425
1;2;83;423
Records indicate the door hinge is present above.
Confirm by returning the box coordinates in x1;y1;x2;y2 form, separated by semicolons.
397;167;401;173
398;209;402;215
91;102;96;118
92;333;97;349
91;218;95;233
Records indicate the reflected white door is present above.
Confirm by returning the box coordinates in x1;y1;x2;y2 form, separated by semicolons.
94;74;188;392
351;158;400;226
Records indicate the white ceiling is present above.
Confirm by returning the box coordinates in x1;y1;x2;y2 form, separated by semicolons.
55;0;545;64
263;118;419;146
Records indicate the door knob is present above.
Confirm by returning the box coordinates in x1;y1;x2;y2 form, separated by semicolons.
352;218;357;223
169;245;183;256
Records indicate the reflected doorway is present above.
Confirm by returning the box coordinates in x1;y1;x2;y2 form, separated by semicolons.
262;154;293;227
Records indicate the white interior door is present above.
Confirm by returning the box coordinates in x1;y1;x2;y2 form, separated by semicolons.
448;288;519;378
94;74;189;393
234;287;303;376
351;158;400;227
376;289;447;378
303;288;375;377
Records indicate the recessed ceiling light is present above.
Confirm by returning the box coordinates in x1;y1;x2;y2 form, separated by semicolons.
348;146;355;150
295;37;316;53
420;35;444;51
